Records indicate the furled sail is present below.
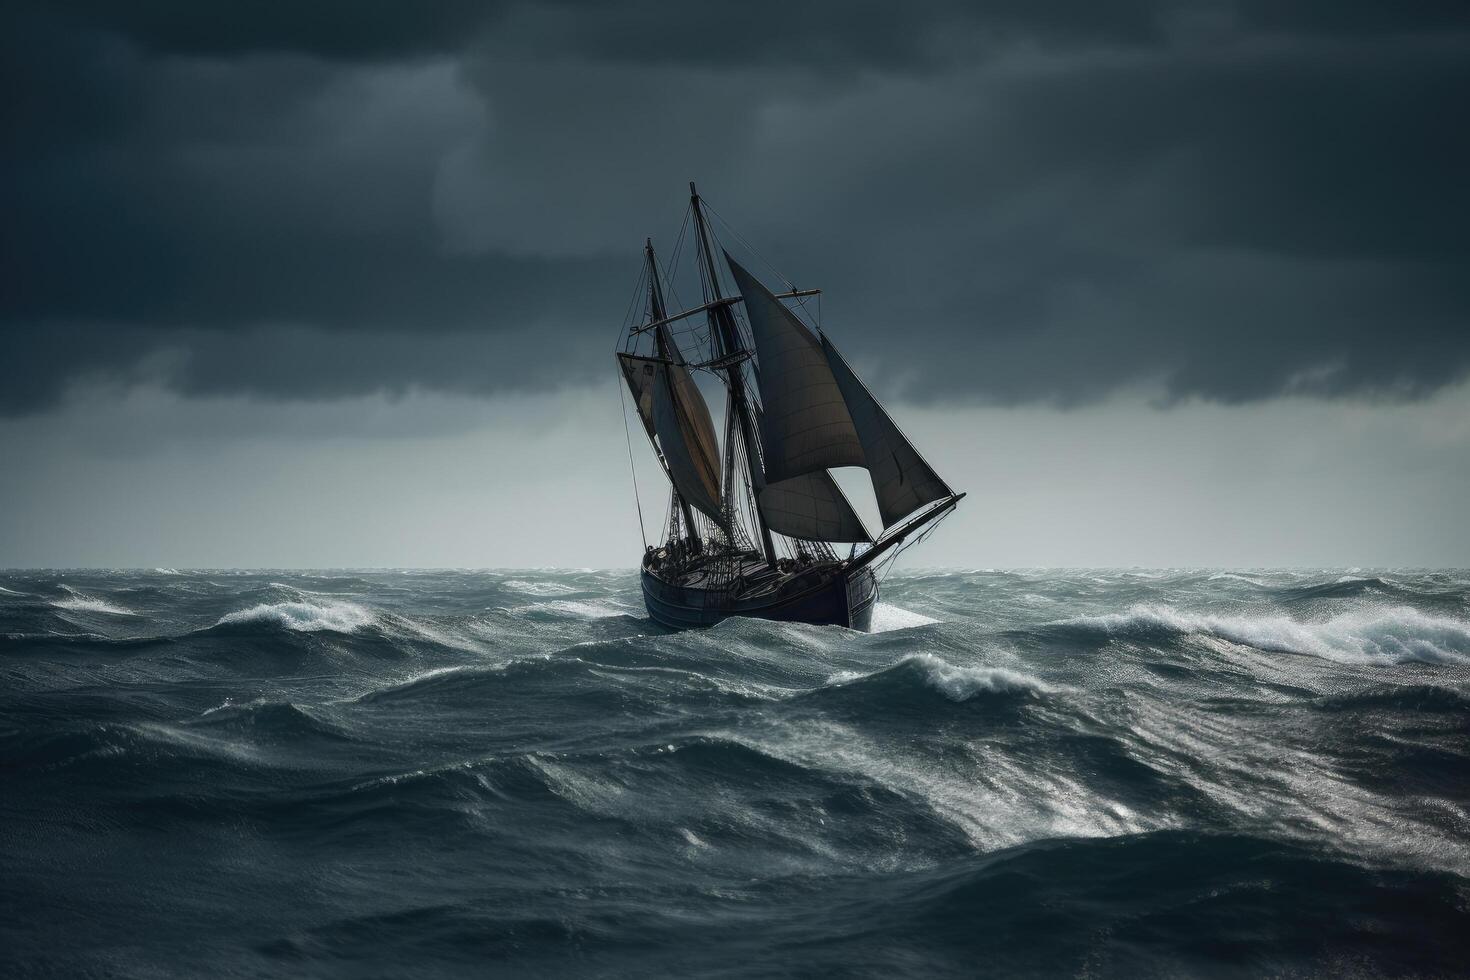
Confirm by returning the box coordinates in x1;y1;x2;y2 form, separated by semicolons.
758;471;872;543
617;353;725;524
821;336;952;528
724;253;865;483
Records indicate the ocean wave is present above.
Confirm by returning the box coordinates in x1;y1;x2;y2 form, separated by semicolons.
1311;684;1470;715
500;579;578;596
1276;577;1399;604
191;699;354;742
8;721;270;776
506;598;632;620
51;586;137;617
1053;604;1470;664
215;599;377;633
1206;572;1269;586
815;654;1056;710
352;664;509;703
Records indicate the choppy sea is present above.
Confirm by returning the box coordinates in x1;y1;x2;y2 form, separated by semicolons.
2;568;1468;977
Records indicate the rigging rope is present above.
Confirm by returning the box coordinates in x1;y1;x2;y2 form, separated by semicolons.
703;199;824;338
875;504;956;587
616;366;648;549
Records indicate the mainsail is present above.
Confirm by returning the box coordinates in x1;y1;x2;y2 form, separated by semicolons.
617;353;725;525
724;253;951;531
725;254;865;484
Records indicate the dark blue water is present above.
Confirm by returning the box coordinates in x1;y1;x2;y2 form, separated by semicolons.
3;569;1468;977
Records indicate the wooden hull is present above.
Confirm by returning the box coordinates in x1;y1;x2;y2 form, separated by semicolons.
641;560;878;631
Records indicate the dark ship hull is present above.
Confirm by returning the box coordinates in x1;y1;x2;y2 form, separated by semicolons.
641;553;877;631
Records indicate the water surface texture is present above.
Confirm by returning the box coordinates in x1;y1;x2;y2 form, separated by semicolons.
3;569;1468;977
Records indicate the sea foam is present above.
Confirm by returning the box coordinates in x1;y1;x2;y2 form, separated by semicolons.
52;587;136;617
1062;604;1470;665
869;603;938;633
903;653;1055;700
217;600;376;633
828;653;1055;701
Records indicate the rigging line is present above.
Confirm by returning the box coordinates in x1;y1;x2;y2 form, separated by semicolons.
877;505;955;587
617;257;649;352
662;204;694;318
616;366;648;549
665;205;719;362
700;201;797;294
654;226;709;363
702;200;828;340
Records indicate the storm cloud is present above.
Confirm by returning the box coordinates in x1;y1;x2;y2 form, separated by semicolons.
5;0;1468;414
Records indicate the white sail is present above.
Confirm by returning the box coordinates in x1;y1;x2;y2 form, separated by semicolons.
821;336;952;529
724;253;865;483
759;471;872;543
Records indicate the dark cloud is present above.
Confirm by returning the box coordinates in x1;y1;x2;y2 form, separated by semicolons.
3;1;1468;414
31;1;497;61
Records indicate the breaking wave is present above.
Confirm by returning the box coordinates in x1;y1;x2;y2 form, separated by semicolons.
51;586;136;617
826;653;1056;703
216;599;377;633
1054;603;1470;664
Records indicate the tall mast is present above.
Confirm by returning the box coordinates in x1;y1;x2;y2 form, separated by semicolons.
645;238;701;553
689;182;776;565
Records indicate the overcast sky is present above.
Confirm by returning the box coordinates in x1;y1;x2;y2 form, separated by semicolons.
3;1;1468;568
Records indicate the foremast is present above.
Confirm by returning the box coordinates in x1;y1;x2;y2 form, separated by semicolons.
643;238;702;554
689;182;776;566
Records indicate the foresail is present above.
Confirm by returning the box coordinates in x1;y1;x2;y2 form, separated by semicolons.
822;336;952;529
759;471;872;543
619;353;726;525
724;253;865;483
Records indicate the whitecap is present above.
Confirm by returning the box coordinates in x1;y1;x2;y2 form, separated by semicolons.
501;579;577;597
52;589;136;617
826;653;1055;701
1061;604;1470;665
903;653;1055;700
1206;572;1268;586
509;599;629;620
216;599;376;633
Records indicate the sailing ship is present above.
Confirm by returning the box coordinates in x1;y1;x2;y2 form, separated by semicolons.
616;184;964;631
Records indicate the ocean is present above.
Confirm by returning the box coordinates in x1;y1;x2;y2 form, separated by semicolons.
2;568;1467;977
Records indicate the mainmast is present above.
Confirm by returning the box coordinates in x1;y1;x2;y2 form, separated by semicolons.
689;182;776;565
645;238;701;554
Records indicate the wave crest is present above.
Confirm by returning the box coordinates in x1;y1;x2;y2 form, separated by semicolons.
216;600;376;633
51;586;136;617
1057;604;1470;664
825;653;1055;704
903;653;1055;700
